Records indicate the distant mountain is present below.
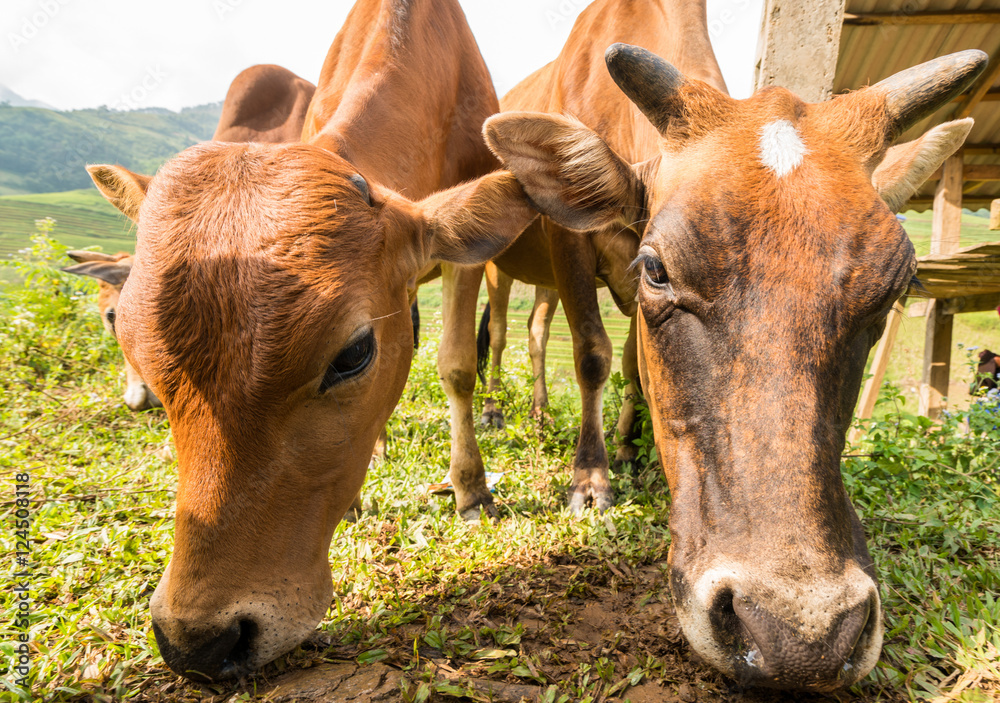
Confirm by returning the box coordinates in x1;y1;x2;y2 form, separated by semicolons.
0;84;55;110
0;101;223;195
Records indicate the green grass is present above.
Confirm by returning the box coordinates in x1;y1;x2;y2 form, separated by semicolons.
0;190;133;260
1;229;997;703
899;209;996;257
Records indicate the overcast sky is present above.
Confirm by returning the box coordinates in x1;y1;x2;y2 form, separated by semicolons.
1;0;764;112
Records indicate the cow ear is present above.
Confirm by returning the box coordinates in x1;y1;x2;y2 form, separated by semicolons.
62;259;132;287
872;118;973;213
88;165;151;222
67;250;120;264
415;171;538;266
484;111;646;232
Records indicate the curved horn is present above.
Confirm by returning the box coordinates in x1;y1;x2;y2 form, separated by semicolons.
605;43;686;134
874;50;988;137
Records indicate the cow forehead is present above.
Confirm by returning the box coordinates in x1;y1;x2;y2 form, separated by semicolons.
123;143;397;407
646;104;913;308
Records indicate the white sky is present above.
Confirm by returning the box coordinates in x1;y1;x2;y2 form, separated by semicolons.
1;0;764;112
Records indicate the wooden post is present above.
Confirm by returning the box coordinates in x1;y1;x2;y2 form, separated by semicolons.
919;153;963;419
850;300;905;444
991;198;1000;230
754;0;846;102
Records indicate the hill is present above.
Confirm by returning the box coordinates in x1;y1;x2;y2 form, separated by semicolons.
0;102;221;195
0;84;55;109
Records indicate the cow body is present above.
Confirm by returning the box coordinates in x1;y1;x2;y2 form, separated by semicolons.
487;0;727;512
87;0;535;681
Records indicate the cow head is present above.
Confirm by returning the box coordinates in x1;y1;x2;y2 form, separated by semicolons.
63;250;162;411
485;46;985;691
87;141;535;680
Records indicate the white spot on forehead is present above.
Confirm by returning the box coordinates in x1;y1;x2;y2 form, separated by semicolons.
759;120;807;177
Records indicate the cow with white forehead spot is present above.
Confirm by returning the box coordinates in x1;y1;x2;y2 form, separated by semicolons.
486;45;985;691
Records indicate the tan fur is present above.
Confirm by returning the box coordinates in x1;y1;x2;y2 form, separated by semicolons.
86;0;535;681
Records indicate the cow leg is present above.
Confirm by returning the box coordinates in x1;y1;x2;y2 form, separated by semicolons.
552;230;613;514
614;315;642;469
480;262;512;428
528;286;559;418
439;262;496;520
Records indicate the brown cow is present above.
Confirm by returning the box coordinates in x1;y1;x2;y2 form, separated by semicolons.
479;0;729;514
212;64;316;143
486;36;983;693
85;0;534;681
63;250;161;411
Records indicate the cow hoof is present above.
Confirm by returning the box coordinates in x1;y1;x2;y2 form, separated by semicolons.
568;488;589;516
593;490;614;514
479;409;506;429
568;486;614;515
460;501;499;522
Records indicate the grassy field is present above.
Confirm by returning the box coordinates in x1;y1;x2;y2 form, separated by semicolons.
0;190;133;260
0;230;997;703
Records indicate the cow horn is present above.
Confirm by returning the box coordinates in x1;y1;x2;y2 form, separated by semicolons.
605;43;686;134
874;50;988;138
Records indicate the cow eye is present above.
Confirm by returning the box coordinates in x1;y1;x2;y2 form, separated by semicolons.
642;253;669;287
349;174;371;206
320;329;375;392
105;308;117;336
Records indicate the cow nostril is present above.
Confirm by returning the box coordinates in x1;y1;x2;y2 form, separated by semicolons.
708;589;756;655
226;619;257;671
153;617;259;681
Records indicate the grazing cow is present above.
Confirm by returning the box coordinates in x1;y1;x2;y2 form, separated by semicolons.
486;34;983;694
63;250;162;411
85;0;535;681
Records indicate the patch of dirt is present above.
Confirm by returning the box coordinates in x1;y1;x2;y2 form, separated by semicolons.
139;557;905;703
265;662;401;702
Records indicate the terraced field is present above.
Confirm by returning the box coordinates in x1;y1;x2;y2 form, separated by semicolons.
0;189;133;259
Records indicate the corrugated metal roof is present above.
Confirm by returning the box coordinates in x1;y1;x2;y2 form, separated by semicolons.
837;0;1000;211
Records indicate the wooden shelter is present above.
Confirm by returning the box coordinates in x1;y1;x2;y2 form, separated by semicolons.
756;0;1000;420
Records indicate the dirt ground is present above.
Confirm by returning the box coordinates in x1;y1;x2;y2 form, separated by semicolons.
145;559;906;703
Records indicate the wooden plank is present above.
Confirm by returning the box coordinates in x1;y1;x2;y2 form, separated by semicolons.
927;164;1000;181
930;154;963;255
908;198;994;210
919;154;963;419
850;300;905;442
992;199;1000;230
844;10;1000;25
754;0;845;102
964;144;1000;156
952;89;1000;103
918;301;954;419
940;291;1000;315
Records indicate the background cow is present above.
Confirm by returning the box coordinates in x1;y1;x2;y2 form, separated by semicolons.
62;250;161;411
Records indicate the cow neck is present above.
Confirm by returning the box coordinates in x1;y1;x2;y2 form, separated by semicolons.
303;0;491;199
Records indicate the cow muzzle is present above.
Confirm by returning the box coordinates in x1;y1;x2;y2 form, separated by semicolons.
674;564;882;691
149;568;331;680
